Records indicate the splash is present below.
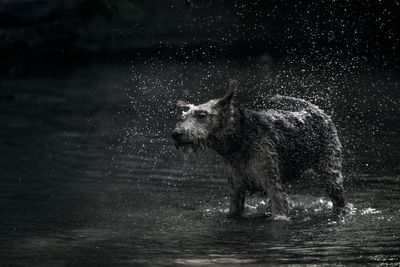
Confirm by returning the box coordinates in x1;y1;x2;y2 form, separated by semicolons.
360;207;382;215
272;215;290;221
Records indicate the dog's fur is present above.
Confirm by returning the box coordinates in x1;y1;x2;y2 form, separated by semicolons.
172;80;345;218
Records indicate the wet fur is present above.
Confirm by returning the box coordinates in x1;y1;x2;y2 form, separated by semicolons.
173;80;345;218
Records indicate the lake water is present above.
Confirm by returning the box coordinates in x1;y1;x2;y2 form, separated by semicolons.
1;58;399;265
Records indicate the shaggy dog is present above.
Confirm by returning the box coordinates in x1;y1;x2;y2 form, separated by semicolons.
172;80;345;218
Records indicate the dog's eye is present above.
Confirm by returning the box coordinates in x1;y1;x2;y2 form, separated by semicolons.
181;106;190;112
197;111;208;119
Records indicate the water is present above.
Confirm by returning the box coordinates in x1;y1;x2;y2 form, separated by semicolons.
1;59;399;265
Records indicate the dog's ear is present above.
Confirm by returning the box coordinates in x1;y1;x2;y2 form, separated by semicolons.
177;100;191;111
217;79;237;107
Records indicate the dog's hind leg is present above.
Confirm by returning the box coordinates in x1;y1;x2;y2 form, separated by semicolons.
316;146;346;208
318;168;345;208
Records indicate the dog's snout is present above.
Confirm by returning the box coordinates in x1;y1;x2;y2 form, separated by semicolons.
172;131;183;141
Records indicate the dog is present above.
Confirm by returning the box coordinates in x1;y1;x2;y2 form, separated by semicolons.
172;80;345;218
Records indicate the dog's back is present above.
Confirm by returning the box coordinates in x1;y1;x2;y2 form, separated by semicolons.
241;95;341;182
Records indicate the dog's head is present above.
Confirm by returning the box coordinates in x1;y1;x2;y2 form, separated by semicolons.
172;80;238;153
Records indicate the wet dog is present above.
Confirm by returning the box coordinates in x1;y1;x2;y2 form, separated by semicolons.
172;80;345;218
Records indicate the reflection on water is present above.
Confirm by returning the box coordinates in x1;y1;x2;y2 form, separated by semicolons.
0;60;399;265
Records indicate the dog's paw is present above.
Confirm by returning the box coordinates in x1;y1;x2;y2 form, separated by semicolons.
333;202;354;215
227;212;243;219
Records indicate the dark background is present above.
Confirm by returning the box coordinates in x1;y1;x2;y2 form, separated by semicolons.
1;0;400;70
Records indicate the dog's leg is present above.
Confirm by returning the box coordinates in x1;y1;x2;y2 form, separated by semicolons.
228;185;246;217
225;164;246;217
244;142;290;218
316;146;346;209
318;168;345;208
250;150;290;218
266;176;290;218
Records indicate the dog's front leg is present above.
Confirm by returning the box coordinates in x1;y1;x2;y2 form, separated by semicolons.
255;149;290;219
228;185;246;217
226;169;246;217
266;179;289;219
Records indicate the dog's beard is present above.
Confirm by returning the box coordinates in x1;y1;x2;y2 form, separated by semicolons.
175;139;207;154
177;143;196;154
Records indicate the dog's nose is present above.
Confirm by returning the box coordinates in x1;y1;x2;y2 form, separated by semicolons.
172;131;183;141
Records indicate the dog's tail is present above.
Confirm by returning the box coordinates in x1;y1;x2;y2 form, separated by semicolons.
269;95;321;113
